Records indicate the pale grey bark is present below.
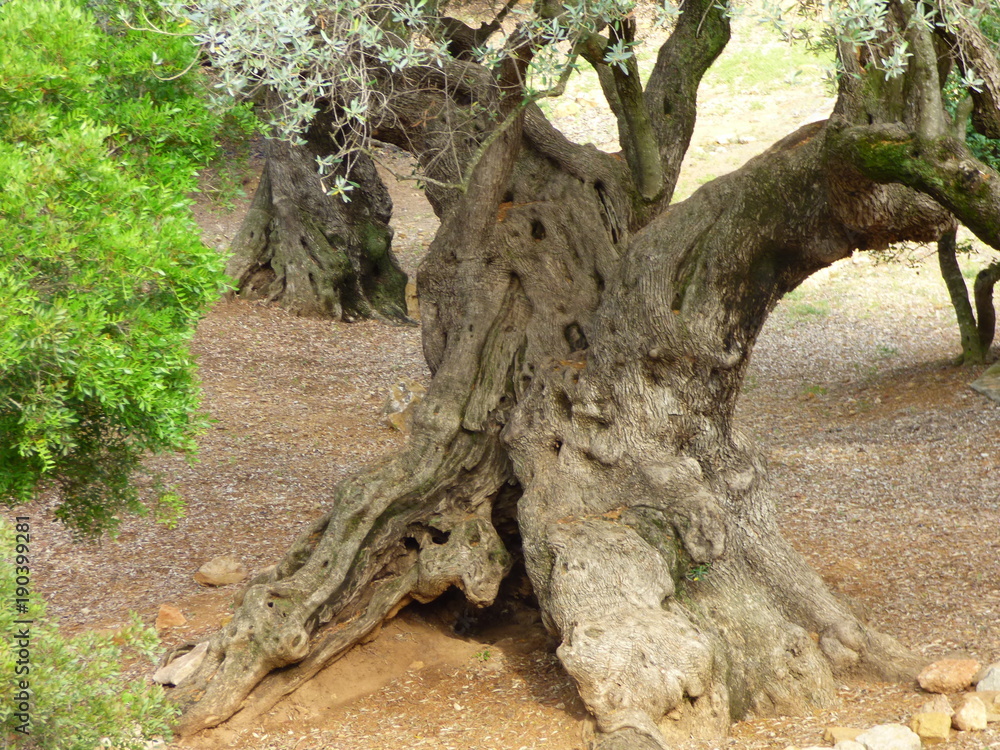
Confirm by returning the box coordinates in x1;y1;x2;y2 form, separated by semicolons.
169;3;1000;746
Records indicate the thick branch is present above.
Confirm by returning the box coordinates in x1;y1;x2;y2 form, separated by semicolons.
576;31;624;116
609;18;663;200
643;0;731;205
937;8;1000;139
829;121;1000;249
439;0;519;59
899;0;948;139
576;22;664;201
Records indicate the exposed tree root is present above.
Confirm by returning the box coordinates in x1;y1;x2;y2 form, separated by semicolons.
172;424;513;735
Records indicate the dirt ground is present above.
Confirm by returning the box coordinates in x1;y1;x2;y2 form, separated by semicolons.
15;18;1000;750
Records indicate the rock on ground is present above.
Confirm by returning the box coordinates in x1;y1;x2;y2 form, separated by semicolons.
154;604;186;630
917;694;954;715
918;658;981;693
194;554;247;586
976;663;1000;691
909;711;951;741
824;727;862;744
855;724;922;750
382;377;427;433
152;641;209;686
970;361;1000;404
953;694;988;731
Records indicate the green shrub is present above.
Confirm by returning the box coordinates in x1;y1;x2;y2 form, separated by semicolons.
0;0;232;535
0;520;177;749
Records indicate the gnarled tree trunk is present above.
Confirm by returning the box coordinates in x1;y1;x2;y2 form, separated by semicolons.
225;117;409;321
169;1;1000;746
171;122;947;748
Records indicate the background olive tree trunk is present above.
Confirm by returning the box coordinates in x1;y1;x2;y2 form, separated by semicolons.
225;117;409;322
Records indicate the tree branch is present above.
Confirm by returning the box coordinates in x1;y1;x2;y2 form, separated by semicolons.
438;0;520;59
829;120;1000;249
898;0;949;140
936;4;1000;139
608;18;664;200
937;225;987;361
643;0;731;205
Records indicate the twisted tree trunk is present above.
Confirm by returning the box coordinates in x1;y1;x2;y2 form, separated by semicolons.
172;116;951;748
169;2;1000;746
225;119;409;321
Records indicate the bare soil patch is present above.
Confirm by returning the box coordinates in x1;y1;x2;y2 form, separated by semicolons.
13;20;1000;750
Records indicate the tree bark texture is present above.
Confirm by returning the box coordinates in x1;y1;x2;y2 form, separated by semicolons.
171;5;1000;747
937;226;989;363
225;132;409;322
974;259;1000;353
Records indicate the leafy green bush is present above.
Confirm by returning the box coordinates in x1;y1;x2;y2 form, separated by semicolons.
0;0;232;535
0;520;177;749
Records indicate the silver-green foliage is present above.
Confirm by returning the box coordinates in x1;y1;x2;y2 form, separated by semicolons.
0;0;231;536
168;0;639;192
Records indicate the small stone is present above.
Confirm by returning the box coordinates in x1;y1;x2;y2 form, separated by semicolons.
953;694;988;731
154;604;186;630
152;642;208;686
918;658;981;693
405;281;419;319
917;694;954;716
408;660;425;670
910;712;951;741
386;411;409;431
834;742;866;750
855;723;921;750
971;361;1000;403
824;727;862;744
194;554;247;586
976;663;1000;691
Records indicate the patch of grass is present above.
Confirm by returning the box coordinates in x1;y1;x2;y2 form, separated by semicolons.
701;40;832;95
802;384;828;397
786;299;830;320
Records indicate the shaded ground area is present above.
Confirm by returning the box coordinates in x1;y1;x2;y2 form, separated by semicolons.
15;19;1000;750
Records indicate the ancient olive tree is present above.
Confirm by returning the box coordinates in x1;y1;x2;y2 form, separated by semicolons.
190;1;413;319
167;0;1000;746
